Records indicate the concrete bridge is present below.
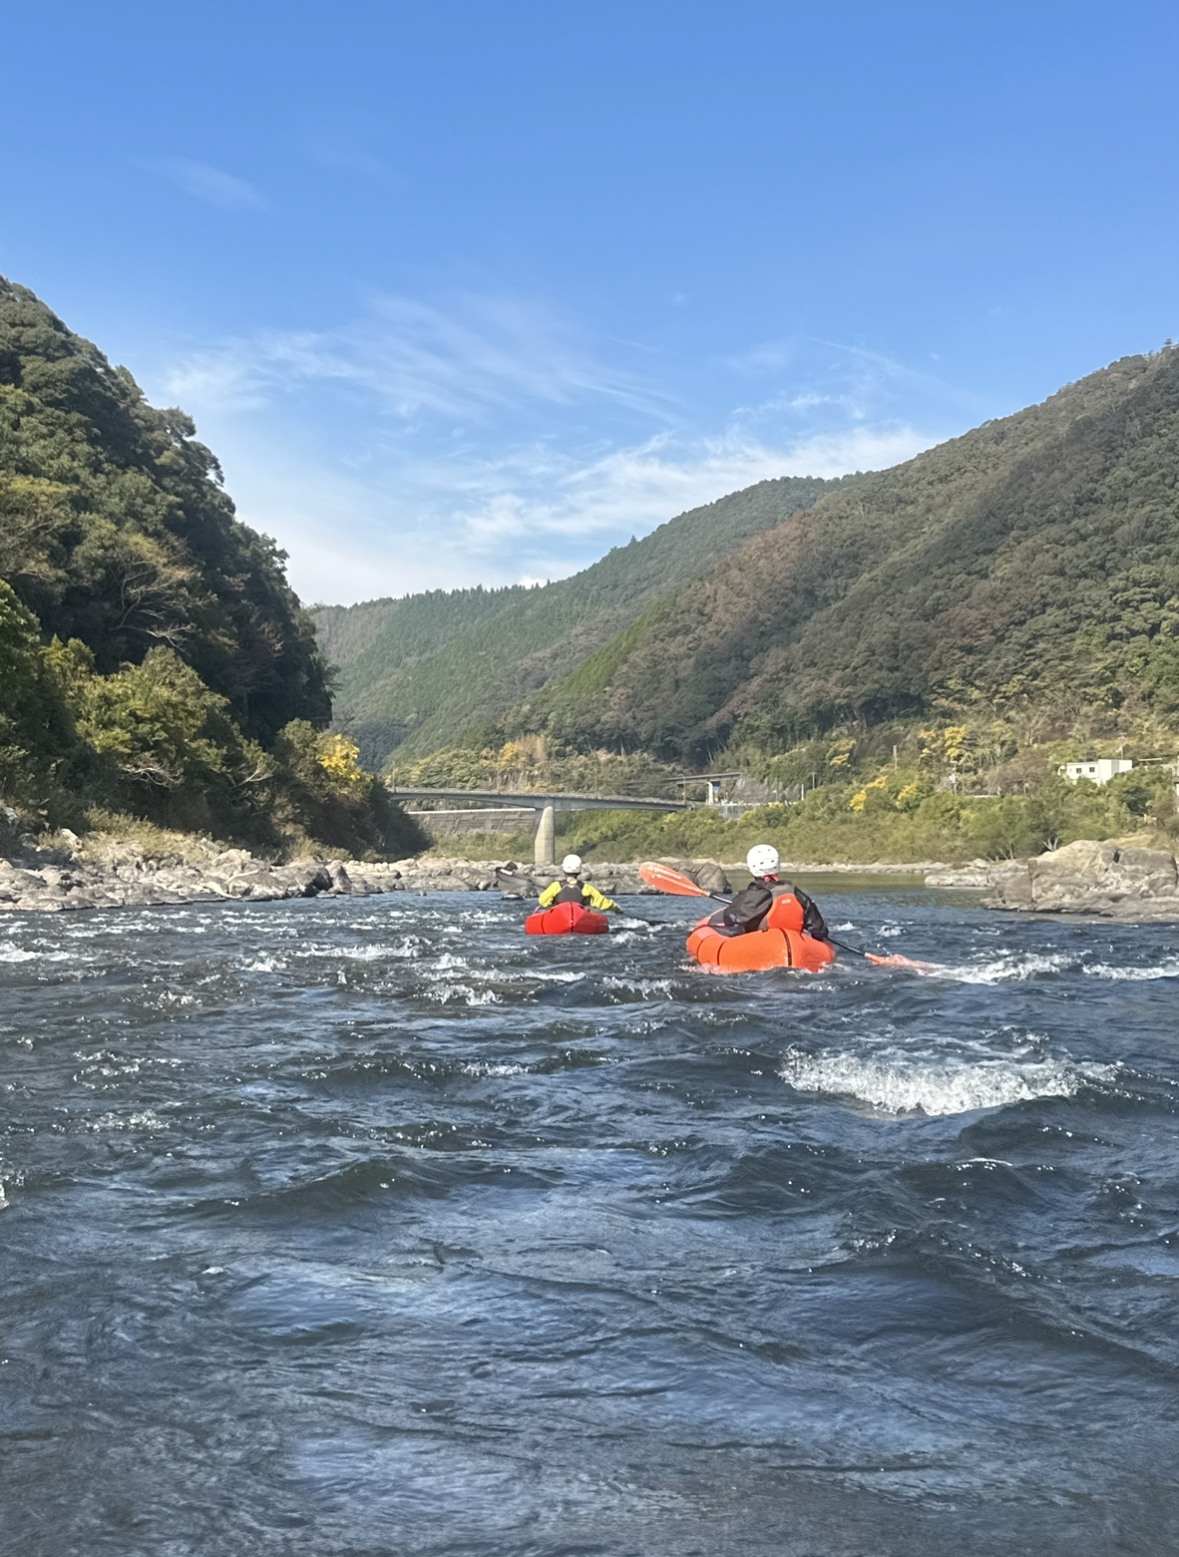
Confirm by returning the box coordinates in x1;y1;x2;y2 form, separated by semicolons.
385;786;695;866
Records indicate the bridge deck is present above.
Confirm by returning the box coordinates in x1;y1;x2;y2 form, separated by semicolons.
387;786;695;813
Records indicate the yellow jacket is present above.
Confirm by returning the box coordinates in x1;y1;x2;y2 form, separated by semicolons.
538;877;619;912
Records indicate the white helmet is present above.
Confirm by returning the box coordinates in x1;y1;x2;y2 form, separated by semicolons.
561;853;583;874
746;844;779;878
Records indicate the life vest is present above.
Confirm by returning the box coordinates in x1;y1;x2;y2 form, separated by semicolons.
764;888;804;933
552;881;590;906
722;878;805;934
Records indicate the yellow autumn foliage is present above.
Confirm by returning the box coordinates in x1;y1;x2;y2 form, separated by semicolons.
318;733;367;792
849;773;890;812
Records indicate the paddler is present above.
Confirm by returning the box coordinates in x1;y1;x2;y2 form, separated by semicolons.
537;854;621;914
709;844;829;940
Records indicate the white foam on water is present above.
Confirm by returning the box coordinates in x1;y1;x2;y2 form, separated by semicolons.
84;1109;168;1132
74;1050;184;1081
780;1047;1118;1117
0;941;75;964
340;944;405;962
145;989;197;1007
461;1061;527;1078
486;966;585;987
295;936;423;962
431;952;472;973
1083;958;1179;982
0;942;39;963
940;951;1078;984
603;976;674;998
423;983;500;1006
244;955;285;973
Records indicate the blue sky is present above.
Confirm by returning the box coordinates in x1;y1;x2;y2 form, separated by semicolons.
5;1;1178;604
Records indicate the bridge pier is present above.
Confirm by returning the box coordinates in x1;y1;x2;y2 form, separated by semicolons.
533;804;556;867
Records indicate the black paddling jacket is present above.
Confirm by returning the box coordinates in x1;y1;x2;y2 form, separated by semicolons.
711;876;828;940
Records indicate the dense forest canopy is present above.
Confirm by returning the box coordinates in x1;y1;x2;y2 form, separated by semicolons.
319;474;854;768
0;277;329;742
0;278;419;858
500;347;1179;764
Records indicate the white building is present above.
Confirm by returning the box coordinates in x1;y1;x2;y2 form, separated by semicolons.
1060;758;1133;786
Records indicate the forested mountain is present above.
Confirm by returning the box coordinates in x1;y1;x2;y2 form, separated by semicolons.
325;346;1179;783
504;347;1179;764
321;474;853;768
0;278;329;741
0;278;419;856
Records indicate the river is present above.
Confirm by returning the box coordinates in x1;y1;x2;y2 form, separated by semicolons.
1;884;1178;1555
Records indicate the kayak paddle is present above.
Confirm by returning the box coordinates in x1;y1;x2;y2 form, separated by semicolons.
637;861;938;973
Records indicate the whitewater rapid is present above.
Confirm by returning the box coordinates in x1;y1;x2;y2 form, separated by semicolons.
1;885;1178;1555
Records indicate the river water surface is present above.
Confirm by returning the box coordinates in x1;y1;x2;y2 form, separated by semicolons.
2;885;1179;1555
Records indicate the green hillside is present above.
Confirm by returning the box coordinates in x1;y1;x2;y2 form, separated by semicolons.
516;347;1179;764
0;277;421;857
0;278;329;741
321;474;853;768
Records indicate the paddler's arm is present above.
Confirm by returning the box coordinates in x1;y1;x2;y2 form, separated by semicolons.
796;887;829;941
537;880;562;908
581;883;619;912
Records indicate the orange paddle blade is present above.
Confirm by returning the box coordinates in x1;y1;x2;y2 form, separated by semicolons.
638;861;711;897
865;951;940;973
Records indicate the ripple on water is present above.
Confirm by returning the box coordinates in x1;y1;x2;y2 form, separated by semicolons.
3;889;1179;1555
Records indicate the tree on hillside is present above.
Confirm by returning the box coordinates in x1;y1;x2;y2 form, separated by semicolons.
0;277;330;741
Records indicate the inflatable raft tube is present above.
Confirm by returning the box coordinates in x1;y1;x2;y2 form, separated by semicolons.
525;901;610;935
686;914;835;972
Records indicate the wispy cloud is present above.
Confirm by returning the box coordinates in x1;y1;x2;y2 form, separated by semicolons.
195;418;934;605
164;292;669;423
304;133;405;191
726;334;994;424
151;293;977;604
444;428;923;546
148;158;270;211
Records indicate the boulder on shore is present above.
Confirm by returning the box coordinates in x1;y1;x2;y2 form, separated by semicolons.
985;839;1179;919
924;859;1027;891
0;840;676;914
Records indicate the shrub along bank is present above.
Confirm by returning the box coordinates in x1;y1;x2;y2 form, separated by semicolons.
1;578;425;860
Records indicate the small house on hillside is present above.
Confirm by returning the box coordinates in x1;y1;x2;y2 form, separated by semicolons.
1060;758;1133;786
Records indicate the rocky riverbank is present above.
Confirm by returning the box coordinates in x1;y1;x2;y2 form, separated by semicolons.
0;831;712;914
984;840;1179;919
12;828;1176;920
